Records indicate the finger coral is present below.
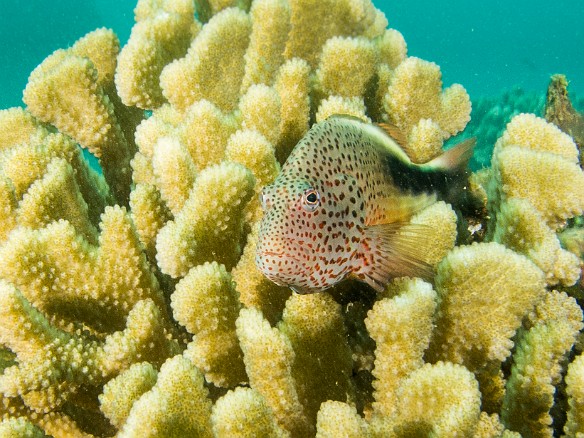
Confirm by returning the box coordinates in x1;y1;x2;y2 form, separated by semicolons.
1;0;584;436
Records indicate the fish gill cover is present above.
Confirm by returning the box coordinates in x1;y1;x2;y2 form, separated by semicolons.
0;0;583;437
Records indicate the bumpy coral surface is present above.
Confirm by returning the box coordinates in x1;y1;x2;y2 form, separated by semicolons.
1;0;584;436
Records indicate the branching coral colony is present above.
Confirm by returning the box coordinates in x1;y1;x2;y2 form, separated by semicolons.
0;0;583;436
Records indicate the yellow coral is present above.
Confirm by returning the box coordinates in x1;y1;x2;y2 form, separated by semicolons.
494;198;581;286
155;162;255;276
393;362;481;436
99;362;158;429
231;223;292;325
0;177;17;242
316;96;371;123
565;353;584;437
0;206;172;336
501;113;579;162
224;129;280;222
0;107;45;150
273;58;311;161
129;183;172;257
17;158;98;243
502;319;582;437
383;57;471;141
0;116;111;223
279;293;355;429
315;36;378;98
116;0;198;109
23;30;135;203
315;401;368;438
134;103;183;158
402;200;458;266
160;8;251;111
376;29;407;69
236;307;309;436
2;0;584;434
493;145;584;229
0;417;46;437
118;355;213;437
239;84;282;146
427;242;546;367
501;292;583;437
151;136;197;215
171;262;246;387
491;114;584;229
178;99;238;170
405;118;445;163
211;387;289;437
241;0;291;92
365;278;436;417
0;280;174;413
284;0;386;66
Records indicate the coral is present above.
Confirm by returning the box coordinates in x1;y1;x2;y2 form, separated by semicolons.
382;57;471;163
545;74;584;160
315;401;367;438
0;280;174;413
117;355;213;437
365;278;436;418
22;29;140;205
235;307;309;436
115;0;198;109
0;417;46;437
160;8;252;112
171;262;246;387
1;0;584;436
391;362;482;436
427;242;546;367
155;161;255;276
493;198;581;286
490;113;584;229
211;387;289;437
565;352;584;437
501;314;582;436
240;0;291;93
99;362;158;429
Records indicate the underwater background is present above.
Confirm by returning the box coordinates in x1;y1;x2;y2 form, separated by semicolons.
1;0;583;109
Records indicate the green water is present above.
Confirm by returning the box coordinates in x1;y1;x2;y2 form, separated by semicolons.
1;0;582;110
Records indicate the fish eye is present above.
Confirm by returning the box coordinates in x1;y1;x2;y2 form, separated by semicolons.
302;188;320;212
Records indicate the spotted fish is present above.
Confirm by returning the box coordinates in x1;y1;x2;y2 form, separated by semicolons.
255;115;475;294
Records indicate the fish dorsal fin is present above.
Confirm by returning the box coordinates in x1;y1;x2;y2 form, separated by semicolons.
376;122;408;149
328;114;413;163
353;222;434;292
365;193;437;226
426;137;476;172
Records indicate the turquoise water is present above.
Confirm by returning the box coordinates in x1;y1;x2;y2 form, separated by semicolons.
1;0;582;108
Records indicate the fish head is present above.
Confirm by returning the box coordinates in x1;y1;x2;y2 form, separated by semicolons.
255;172;365;293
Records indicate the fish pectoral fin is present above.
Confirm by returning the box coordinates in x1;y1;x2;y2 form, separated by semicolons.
365;193;437;226
355;222;434;291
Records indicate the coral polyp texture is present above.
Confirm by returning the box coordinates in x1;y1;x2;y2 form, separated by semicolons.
0;0;583;436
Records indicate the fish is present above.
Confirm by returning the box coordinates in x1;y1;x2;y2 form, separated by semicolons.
255;115;475;294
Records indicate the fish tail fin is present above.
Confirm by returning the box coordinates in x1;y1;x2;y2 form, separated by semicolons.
426;138;476;173
424;138;480;215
